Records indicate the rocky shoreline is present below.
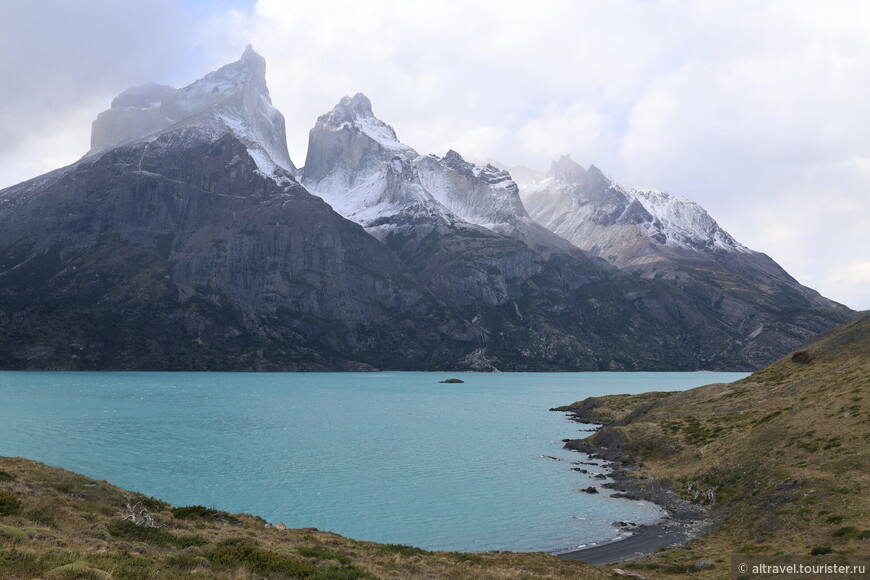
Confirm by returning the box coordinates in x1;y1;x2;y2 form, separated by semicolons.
550;401;710;565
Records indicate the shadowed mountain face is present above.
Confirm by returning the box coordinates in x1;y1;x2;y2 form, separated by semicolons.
0;51;471;371
0;52;857;371
0;129;475;370
301;93;611;309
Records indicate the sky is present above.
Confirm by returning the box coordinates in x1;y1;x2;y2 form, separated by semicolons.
1;0;867;310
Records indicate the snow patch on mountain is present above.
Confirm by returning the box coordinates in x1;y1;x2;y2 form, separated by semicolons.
302;96;583;258
89;45;296;177
349;114;408;152
631;187;749;253
521;156;750;255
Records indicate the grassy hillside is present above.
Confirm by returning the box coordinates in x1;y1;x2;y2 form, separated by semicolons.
0;457;613;579
559;315;870;576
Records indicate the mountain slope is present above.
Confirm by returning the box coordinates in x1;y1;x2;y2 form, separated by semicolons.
521;156;856;366
556;315;870;575
0;51;856;372
0;50;478;371
301;94;764;370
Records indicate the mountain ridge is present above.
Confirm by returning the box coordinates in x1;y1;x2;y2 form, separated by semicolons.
0;49;857;371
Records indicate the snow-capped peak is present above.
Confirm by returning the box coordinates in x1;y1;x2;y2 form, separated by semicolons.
316;93;409;152
629;187;748;252
89;46;296;175
549;155;587;182
303;96;542;242
522;156;750;257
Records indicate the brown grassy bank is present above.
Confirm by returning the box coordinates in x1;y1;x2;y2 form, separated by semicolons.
0;456;615;579
557;315;870;577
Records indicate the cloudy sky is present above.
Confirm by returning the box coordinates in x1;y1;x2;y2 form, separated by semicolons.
1;0;867;309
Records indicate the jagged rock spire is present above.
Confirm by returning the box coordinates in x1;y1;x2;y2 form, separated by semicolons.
89;46;295;173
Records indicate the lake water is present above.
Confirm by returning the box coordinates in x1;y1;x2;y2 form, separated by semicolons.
0;371;746;553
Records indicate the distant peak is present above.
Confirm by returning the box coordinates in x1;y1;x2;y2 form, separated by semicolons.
348;93;373;115
549;155;586;181
241;44;259;60
329;93;375;123
441;149;474;176
315;93;408;152
586;164;605;178
444;149;466;164
230;44;265;79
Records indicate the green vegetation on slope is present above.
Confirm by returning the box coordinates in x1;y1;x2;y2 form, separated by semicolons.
0;458;609;579
560;315;870;578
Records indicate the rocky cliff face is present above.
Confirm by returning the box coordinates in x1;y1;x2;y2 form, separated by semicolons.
0;51;476;370
89;45;295;175
301;93;596;309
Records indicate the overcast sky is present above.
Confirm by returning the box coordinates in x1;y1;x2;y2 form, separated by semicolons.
1;0;867;310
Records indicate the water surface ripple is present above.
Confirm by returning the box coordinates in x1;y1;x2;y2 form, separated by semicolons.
0;371;747;553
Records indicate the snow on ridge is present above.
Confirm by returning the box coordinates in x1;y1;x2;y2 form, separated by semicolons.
629;187;749;253
89;46;295;180
347;115;408;152
522;160;751;254
324;94;409;153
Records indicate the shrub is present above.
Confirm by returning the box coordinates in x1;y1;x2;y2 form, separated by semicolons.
311;569;373;580
832;526;859;539
298;546;351;564
23;507;57;527
0;549;43;576
376;544;432;557
0;523;28;542
171;504;241;525
210;542;317;576
810;545;832;555
0;490;22;515
44;563;111;580
164;553;210;571
106;519;206;548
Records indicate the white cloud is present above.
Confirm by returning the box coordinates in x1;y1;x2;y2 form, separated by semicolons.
821;260;870;311
0;0;243;188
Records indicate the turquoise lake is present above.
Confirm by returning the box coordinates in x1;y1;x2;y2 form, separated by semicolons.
0;371;747;553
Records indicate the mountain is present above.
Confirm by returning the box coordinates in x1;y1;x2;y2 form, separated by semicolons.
301;94;581;259
89;45;296;176
521;156;855;362
299;94;859;370
299;94;678;369
0;51;697;372
0;48;481;371
0;51;856;371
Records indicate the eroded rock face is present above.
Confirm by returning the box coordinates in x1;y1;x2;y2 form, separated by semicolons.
0;126;471;370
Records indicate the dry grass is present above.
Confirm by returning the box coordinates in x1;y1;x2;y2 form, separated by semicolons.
566;315;870;578
0;458;610;579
